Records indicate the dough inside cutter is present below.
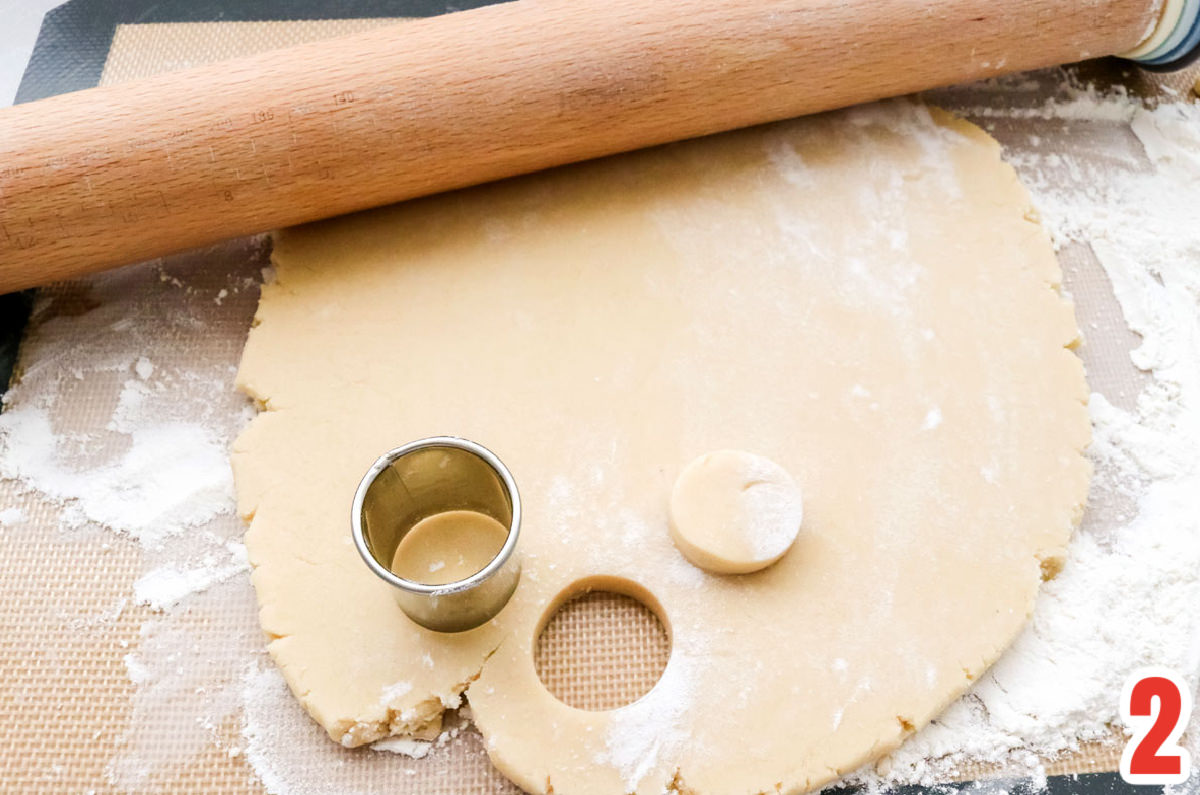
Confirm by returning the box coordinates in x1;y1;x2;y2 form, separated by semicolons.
390;510;508;585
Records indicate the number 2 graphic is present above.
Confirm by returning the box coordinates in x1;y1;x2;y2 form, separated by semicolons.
1120;668;1193;786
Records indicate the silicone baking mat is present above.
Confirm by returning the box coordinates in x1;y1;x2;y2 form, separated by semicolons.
2;2;1198;793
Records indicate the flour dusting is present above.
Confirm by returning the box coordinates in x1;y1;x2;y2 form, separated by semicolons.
0;407;234;543
598;635;700;791
133;540;249;610
0;242;271;791
372;737;433;759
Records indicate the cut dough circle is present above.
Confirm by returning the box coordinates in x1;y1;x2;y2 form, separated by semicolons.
390;510;508;586
233;100;1090;794
669;450;803;574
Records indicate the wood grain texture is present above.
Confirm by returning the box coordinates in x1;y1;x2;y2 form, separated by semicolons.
0;0;1161;293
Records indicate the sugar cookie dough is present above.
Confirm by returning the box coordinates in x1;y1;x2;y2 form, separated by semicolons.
390;510;508;586
669;450;804;574
233;101;1090;794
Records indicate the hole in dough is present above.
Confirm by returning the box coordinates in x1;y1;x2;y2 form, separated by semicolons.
534;577;670;711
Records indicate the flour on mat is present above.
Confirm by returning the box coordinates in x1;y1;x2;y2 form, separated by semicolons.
0;313;239;545
0;240;274;790
372;737;432;759
133;540;249;610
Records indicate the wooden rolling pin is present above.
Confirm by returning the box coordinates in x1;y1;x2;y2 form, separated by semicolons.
0;0;1173;294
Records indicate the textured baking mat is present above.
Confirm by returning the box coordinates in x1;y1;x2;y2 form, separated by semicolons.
2;3;1198;794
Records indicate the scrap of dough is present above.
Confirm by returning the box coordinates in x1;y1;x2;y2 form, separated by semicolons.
669;450;804;574
232;100;1090;793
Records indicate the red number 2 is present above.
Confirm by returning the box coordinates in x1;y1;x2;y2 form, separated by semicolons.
1120;668;1193;786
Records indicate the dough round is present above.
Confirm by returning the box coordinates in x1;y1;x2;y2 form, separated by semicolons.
669;450;803;574
390;510;508;586
233;101;1090;794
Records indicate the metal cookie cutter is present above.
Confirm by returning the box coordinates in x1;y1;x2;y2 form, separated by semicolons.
351;437;521;633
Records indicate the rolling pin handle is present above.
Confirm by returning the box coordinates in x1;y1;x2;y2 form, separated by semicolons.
1120;0;1200;69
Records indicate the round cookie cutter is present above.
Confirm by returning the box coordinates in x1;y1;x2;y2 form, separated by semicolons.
351;436;522;633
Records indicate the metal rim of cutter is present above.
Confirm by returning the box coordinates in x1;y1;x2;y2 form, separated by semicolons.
1122;0;1200;70
351;436;522;632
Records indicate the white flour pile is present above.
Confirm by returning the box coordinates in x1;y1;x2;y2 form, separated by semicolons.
0;254;255;552
0;69;1197;793
0;242;268;790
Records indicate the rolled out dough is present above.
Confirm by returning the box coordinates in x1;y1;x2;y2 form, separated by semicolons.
232;101;1090;793
669;450;804;575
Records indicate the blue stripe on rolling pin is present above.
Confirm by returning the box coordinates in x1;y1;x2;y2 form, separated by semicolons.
1125;0;1200;69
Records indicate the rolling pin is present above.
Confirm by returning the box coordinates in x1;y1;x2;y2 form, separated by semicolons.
0;0;1195;295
